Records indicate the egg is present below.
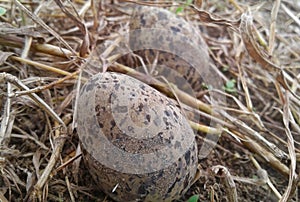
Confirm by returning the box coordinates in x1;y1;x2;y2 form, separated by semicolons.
128;5;209;92
77;72;197;202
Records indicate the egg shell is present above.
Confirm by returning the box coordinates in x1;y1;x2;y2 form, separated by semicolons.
77;72;198;201
128;6;209;92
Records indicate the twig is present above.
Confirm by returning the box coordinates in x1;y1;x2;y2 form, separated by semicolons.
11;56;73;77
32;126;67;200
54;0;90;57
226;128;290;177
13;0;77;55
269;0;281;55
281;3;300;27
0;35;74;57
65;176;76;202
189;120;221;135
240;10;300;100
14;69;81;96
0;82;12;145
221;110;288;159
0;72;66;127
0;191;9;202
280;92;298;201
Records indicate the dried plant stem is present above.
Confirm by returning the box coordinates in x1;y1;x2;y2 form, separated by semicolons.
280;92;297;202
228;0;243;12
32;125;66;200
0;35;74;57
281;3;300;27
189;121;221;135
0;83;12;145
231;129;290;176
65;176;76;202
269;0;281;55
240;11;300;100
0;191;9;202
237;63;253;111
34;43;75;58
11;56;73;76
13;0;76;55
14;69;81;96
119;0;174;7
0;72;65;127
221;110;287;159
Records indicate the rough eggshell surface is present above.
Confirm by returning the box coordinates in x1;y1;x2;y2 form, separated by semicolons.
128;6;209;92
77;72;198;202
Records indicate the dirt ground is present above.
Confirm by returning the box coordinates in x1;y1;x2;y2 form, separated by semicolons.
0;0;299;201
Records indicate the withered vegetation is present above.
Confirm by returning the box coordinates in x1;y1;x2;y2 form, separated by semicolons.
0;0;299;201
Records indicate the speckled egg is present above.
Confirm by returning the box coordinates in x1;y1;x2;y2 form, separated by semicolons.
128;6;209;92
77;72;197;202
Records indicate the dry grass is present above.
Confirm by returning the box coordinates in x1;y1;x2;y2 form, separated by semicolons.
0;0;299;201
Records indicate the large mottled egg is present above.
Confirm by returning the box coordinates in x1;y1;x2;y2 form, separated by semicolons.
77;72;197;201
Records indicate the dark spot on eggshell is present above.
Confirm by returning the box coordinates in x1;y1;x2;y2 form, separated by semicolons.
140;13;146;26
100;83;107;89
146;114;151;122
170;26;180;33
176;158;183;174
185;150;191;166
164;110;171;117
114;83;120;91
173;111;179;120
128;125;134;132
138;103;143;112
139;84;146;91
157;11;167;20
175;141;181;149
84;77;98;92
